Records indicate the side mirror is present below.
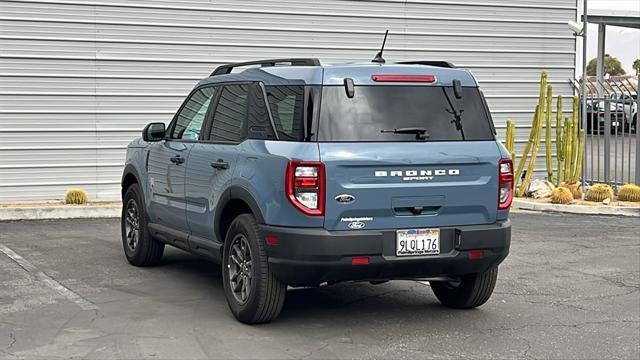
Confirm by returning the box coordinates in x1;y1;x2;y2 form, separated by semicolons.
452;79;463;99
142;122;166;142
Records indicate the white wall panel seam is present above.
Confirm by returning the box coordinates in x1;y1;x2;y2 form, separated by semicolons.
0;35;577;55
0;17;577;40
0;54;576;69
3;0;576;24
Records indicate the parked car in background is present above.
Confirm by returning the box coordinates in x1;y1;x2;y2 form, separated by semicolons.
610;92;638;133
120;58;512;324
585;100;627;134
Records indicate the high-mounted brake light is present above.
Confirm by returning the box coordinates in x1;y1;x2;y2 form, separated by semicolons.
498;158;514;210
371;74;436;83
285;161;325;216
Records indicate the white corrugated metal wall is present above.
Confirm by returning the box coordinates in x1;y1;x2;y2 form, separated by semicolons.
0;0;577;202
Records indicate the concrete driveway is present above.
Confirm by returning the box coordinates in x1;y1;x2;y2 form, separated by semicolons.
0;212;638;359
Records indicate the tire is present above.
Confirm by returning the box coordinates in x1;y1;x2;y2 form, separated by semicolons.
121;183;164;266
222;214;286;324
430;266;498;309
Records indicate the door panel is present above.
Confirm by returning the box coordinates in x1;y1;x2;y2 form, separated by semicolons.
185;143;239;242
147;141;192;232
147;86;216;234
185;84;249;243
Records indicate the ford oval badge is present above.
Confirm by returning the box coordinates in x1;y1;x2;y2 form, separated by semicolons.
348;221;365;229
335;194;355;204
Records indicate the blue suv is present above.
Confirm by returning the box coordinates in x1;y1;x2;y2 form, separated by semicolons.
121;58;512;324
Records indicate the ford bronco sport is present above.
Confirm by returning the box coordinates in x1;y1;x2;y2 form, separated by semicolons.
121;58;512;324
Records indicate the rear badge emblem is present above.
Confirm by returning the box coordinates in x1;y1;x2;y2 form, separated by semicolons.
348;221;365;230
335;194;355;204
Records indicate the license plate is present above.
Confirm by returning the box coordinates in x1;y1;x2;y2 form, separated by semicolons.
396;228;440;257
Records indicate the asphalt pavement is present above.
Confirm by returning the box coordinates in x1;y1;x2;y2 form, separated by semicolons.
0;212;638;359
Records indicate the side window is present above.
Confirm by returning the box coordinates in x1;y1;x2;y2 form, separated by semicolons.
209;84;248;143
266;85;305;141
171;87;215;140
247;83;276;140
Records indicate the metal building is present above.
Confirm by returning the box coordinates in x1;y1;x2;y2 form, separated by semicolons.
0;0;577;202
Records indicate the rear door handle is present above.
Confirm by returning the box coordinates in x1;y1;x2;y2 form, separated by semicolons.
170;155;185;165
211;159;229;170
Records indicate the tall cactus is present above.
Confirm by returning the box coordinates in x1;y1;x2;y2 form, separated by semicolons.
544;84;553;184
506;120;516;161
563;117;573;181
514;71;547;194
570;96;580;180
518;103;544;197
555;95;564;186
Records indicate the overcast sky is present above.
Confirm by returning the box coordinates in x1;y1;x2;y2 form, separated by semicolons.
581;0;640;74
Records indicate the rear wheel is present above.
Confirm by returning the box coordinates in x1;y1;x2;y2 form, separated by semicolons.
121;183;164;266
222;214;286;324
430;266;498;309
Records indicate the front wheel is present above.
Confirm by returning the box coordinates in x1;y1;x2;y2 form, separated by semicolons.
430;266;498;309
121;183;164;266
222;214;286;324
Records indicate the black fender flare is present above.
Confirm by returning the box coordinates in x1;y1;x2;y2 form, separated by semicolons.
121;164;142;196
214;186;266;239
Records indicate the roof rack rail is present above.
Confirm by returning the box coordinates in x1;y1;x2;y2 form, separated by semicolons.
396;60;455;68
211;58;321;76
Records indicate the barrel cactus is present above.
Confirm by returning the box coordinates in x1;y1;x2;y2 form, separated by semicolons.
584;183;614;202
559;180;582;200
65;188;88;205
551;187;573;204
618;184;640;202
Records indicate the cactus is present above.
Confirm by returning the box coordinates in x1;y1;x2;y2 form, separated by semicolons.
563;117;573;181
584;183;614;202
572;129;585;181
544;84;553;184
555;95;564;186
514;71;547;196
569;97;580;179
506;120;516;161
559;180;582;200
514;109;537;191
618;184;640;202
518;103;545;197
551;187;573;204
65;188;88;205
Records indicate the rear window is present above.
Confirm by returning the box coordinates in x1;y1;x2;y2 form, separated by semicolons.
317;86;495;142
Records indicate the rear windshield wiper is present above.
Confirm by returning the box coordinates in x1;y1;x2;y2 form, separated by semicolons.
442;87;465;140
380;127;429;140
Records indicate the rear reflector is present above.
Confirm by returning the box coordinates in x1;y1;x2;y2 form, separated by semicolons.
468;250;484;260
351;257;370;265
265;236;279;245
371;74;436;83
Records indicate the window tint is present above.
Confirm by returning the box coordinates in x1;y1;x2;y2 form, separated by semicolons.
266;85;305;141
247;83;276;140
318;86;495;142
210;84;249;143
171;87;215;140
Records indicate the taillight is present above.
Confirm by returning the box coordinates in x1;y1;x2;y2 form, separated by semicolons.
371;74;436;83
285;161;325;216
498;158;514;210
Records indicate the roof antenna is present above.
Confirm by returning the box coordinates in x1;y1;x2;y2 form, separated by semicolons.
371;30;389;64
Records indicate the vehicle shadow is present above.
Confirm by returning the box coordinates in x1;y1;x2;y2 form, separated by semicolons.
151;249;479;325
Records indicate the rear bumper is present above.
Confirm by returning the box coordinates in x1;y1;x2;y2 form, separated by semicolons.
260;220;511;286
